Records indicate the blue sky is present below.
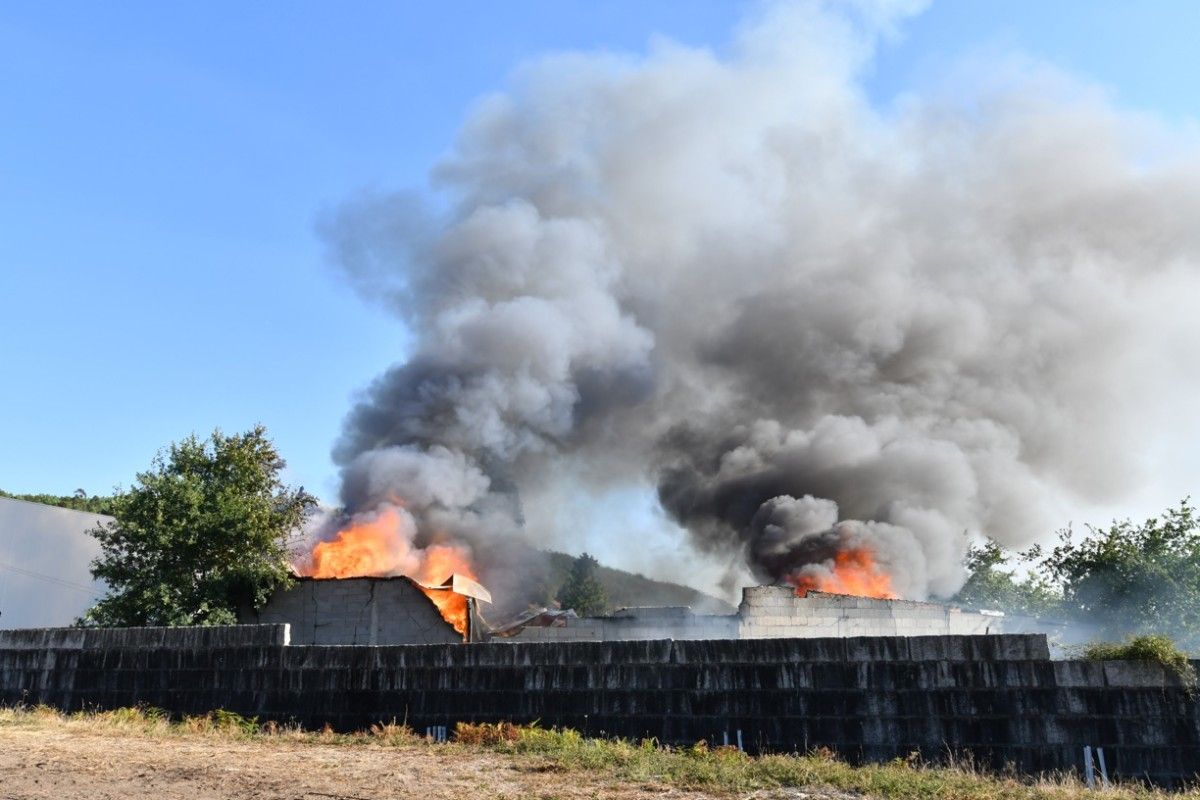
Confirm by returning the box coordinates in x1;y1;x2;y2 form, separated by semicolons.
2;0;1198;505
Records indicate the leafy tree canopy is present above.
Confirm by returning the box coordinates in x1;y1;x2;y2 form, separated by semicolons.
81;426;315;627
953;500;1200;651
952;539;1062;618
557;552;609;617
1040;500;1200;649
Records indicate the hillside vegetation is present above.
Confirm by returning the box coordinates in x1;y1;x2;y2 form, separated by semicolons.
0;489;116;516
541;550;735;614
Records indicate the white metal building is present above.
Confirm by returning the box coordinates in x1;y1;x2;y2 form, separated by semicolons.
0;496;108;628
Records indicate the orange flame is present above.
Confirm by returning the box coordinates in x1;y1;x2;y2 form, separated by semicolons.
299;506;477;637
413;544;474;637
788;548;898;599
307;506;419;579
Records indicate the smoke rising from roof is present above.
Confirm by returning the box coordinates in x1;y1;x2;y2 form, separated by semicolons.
320;1;1200;600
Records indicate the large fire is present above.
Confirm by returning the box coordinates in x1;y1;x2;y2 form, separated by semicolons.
299;505;477;636
414;545;474;636
788;547;898;599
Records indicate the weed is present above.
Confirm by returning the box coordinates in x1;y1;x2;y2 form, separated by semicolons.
370;720;417;744
211;709;260;735
454;721;528;746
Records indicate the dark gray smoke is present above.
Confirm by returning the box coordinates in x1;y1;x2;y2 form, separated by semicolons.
319;1;1200;601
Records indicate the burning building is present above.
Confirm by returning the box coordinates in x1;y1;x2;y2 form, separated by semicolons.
276;0;1200;657
270;502;497;643
283;498;1028;645
243;575;1017;646
498;585;1010;642
240;573;492;645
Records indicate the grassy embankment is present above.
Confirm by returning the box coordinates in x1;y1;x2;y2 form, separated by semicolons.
1;705;1196;799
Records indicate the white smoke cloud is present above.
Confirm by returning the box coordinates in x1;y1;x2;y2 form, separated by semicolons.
321;0;1200;600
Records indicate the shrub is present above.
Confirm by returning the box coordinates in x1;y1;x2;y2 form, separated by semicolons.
1082;634;1196;687
182;709;260;736
369;720;417;744
453;721;523;745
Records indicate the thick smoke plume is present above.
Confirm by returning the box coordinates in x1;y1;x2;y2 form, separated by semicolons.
320;1;1200;601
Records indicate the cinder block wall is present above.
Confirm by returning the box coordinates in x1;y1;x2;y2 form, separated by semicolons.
737;587;1001;638
239;577;460;645
3;628;1200;785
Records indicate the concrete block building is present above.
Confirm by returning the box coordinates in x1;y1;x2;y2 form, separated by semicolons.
506;586;1007;642
242;579;1019;647
239;576;464;645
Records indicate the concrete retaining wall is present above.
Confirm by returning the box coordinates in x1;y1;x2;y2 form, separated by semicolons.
0;624;290;650
3;628;1199;785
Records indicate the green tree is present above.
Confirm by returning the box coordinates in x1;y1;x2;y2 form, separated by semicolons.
1039;500;1200;649
557;552;609;616
81;426;315;627
952;539;1062;618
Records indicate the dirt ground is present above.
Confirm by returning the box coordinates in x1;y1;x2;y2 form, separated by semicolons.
0;724;830;800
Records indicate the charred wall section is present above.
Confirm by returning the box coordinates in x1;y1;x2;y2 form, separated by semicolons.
2;628;1199;785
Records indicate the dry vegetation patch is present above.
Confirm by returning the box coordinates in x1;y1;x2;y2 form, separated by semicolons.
1;706;1197;800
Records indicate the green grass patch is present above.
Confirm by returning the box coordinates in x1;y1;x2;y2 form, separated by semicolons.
460;722;1187;798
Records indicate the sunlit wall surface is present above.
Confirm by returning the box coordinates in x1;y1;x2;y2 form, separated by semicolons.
0;497;106;628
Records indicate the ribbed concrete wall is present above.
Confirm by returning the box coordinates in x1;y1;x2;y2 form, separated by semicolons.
2;628;1198;785
0;624;290;650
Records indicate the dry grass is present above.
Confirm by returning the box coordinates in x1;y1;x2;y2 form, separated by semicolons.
2;705;1197;799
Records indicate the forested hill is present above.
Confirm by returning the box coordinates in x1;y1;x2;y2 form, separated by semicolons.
540;550;735;614
0;490;116;516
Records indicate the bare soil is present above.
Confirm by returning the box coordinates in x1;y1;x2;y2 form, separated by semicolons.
0;723;819;800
